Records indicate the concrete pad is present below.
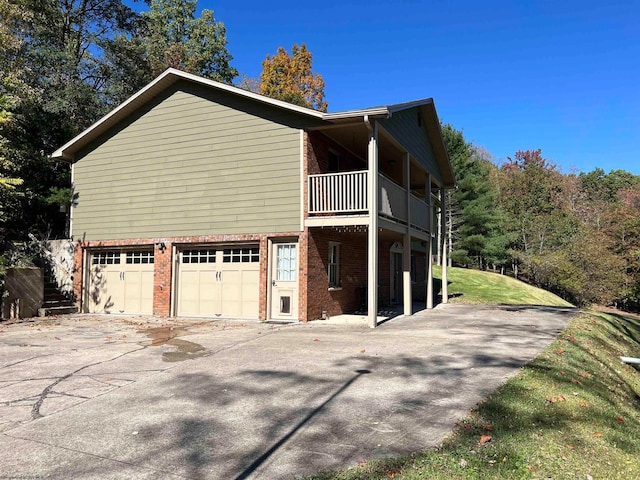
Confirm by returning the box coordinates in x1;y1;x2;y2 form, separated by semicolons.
0;305;576;479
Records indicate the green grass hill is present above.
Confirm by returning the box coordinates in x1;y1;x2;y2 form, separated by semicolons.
434;265;573;307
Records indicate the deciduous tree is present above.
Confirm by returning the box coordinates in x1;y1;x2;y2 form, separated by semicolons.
260;44;327;111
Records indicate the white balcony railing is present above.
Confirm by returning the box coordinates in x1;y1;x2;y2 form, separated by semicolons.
308;170;368;213
410;194;429;231
378;174;407;221
308;171;431;233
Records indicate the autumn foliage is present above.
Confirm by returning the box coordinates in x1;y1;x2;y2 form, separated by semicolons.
260;43;328;112
442;126;640;309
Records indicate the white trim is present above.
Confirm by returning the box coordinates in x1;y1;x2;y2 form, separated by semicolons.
266;238;273;321
403;235;412;315
81;247;88;313
299;130;305;231
305;216;369;227
170;244;177;316
427;238;434;309
69;163;74;237
366;120;379;328
51;68;324;160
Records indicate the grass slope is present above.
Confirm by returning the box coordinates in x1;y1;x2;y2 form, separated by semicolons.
434;266;573;307
308;270;640;480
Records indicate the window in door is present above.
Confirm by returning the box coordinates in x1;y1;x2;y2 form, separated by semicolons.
276;244;296;281
92;251;120;265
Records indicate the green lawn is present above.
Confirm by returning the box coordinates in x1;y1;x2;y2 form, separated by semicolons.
434;265;573;307
308;268;640;480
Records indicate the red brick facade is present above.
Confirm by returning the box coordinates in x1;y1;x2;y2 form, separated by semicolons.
304;228;368;320
74;232;302;320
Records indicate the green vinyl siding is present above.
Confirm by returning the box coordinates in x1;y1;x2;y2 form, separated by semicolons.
379;108;443;185
72;86;304;240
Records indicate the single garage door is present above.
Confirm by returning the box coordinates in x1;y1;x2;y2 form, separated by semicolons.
87;250;154;314
177;245;259;318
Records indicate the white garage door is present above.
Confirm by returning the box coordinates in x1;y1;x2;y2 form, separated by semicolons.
87;250;154;314
177;246;259;318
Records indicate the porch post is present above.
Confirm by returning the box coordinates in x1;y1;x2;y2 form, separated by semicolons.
426;174;434;309
366;119;379;328
403;234;411;315
427;237;434;308
403;152;412;316
441;188;448;303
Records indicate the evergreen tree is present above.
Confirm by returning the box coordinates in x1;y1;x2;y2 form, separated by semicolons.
142;0;237;83
441;124;506;270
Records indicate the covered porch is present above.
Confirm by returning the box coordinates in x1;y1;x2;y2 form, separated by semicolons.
304;108;452;327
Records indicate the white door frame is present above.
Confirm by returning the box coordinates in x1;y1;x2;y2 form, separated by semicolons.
269;240;299;320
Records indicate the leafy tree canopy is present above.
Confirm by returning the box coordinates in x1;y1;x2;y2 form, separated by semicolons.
142;0;237;83
260;43;327;112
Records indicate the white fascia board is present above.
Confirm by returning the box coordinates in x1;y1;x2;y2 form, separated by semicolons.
51;69;179;160
323;107;390;121
51;68;325;161
386;98;434;114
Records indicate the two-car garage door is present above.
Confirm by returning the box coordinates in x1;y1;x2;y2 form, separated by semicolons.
86;245;260;318
176;246;259;318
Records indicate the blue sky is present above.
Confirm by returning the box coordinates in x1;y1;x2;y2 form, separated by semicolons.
197;0;639;174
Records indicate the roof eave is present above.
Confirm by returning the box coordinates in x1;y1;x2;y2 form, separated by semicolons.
51;68;326;161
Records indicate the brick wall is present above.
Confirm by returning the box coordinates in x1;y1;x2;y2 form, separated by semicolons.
73;232;301;319
305;228;368;320
306;130;367;175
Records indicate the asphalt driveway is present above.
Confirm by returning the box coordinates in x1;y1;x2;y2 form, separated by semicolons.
0;304;576;479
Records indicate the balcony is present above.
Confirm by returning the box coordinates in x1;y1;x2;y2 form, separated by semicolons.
307;170;430;232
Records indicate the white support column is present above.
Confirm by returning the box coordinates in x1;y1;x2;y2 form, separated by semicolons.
403;234;412;315
403;152;412;316
426;237;434;309
367;120;379;328
441;188;448;304
426;174;434;309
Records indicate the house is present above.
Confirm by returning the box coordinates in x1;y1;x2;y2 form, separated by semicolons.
51;68;454;327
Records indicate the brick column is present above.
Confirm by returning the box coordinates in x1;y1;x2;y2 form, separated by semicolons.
153;241;172;316
73;240;85;311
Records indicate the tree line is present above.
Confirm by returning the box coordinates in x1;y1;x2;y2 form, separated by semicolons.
0;0;325;270
2;0;637;311
442;125;640;310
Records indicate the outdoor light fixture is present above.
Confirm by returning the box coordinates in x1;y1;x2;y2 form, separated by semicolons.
156;242;166;253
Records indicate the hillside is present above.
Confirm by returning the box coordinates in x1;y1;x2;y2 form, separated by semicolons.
433;265;573;307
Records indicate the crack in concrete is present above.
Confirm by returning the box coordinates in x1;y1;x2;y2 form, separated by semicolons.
0;354;57;370
48;390;90;400
1;395;40;406
30;345;148;420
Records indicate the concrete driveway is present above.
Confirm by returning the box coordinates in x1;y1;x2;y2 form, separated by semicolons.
0;304;576;479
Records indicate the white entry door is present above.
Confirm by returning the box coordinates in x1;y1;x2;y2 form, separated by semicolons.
270;242;298;320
